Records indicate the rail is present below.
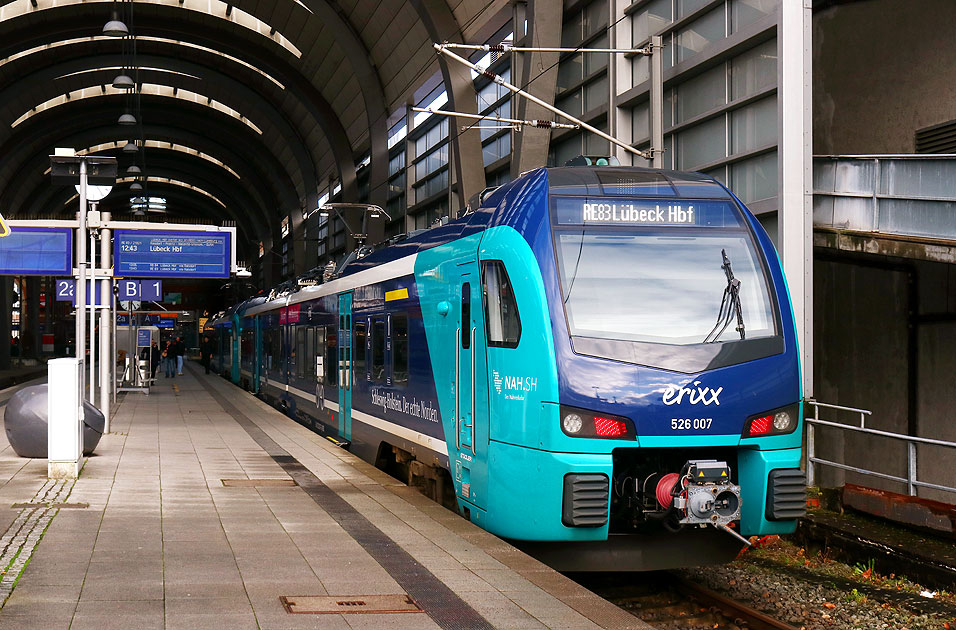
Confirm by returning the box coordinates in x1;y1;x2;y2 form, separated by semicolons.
806;401;956;496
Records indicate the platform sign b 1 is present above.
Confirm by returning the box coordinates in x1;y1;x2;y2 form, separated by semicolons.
118;279;163;301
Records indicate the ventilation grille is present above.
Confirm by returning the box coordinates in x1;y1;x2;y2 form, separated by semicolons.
916;120;956;153
562;473;609;527
766;469;807;521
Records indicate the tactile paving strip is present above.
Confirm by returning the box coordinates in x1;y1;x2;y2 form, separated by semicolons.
197;371;495;630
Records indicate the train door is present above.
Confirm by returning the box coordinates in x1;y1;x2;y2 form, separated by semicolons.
337;292;353;441
454;269;489;509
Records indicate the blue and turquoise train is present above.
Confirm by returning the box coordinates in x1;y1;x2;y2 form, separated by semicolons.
207;166;806;571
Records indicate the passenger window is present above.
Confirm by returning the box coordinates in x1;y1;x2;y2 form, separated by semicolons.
354;321;367;381
461;283;471;349
372;319;386;382
325;324;337;386
296;326;306;378
482;261;521;348
392;314;408;385
315;326;325;380
306;326;315;379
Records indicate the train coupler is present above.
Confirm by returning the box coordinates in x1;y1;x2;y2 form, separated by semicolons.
658;459;750;546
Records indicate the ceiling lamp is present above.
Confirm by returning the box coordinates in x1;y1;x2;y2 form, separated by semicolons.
123;142;138;153
126;165;142;175
130;182;143;192
103;14;129;38
118;113;137;126
112;74;135;90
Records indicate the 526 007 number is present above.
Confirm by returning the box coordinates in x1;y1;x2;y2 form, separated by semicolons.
671;418;713;430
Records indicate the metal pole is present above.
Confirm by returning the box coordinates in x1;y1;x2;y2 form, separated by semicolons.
89;206;96;408
907;441;917;496
649;35;663;168
76;160;87;397
435;44;650;160
99;211;111;430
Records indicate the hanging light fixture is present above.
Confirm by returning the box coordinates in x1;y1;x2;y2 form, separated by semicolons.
112;73;135;90
123;141;138;153
118;112;137;126
103;10;128;37
126;165;142;175
130;181;143;192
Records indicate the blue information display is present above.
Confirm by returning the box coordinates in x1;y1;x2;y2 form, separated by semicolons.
0;228;72;275
114;230;230;278
137;329;151;348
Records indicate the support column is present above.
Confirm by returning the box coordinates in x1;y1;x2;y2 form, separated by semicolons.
25;277;41;360
778;0;813;399
99;211;111;426
0;278;11;370
511;0;563;178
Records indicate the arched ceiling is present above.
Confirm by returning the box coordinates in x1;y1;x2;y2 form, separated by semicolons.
0;0;509;275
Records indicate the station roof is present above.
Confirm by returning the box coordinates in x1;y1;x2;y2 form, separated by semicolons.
0;0;507;262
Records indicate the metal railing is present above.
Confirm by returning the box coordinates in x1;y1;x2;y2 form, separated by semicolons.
806;401;956;497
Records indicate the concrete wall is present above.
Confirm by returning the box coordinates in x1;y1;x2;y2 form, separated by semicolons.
813;0;956;154
813;251;956;502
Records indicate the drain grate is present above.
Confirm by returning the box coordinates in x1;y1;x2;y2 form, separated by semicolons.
221;479;296;487
280;594;423;614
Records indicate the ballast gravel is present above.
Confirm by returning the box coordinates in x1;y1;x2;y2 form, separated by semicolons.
677;537;956;630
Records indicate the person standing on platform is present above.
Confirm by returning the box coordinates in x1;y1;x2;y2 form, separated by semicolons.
201;335;214;374
149;341;161;378
174;336;184;375
163;341;175;378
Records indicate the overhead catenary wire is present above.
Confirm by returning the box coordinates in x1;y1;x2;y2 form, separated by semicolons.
410;107;579;130
434;43;652;160
439;42;653;56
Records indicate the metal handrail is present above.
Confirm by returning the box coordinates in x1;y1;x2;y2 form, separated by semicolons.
805;400;956;497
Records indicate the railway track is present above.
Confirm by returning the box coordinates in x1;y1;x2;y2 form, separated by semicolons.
579;571;799;630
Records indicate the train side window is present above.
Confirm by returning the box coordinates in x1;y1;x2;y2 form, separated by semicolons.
295;326;306;378
315;326;325;380
461;283;471;349
392;314;408;385
306;326;315;379
372;318;386;382
325;324;337;386
354;321;367;382
482;260;521;348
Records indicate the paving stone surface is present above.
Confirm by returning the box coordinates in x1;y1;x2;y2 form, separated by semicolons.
0;366;649;629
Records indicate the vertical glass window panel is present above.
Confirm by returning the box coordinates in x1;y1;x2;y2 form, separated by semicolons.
676;7;725;64
731;96;777;154
387;122;407;150
482;261;521;348
306;327;315;378
663;34;673;69
584;75;609;112
663;134;675;169
676;64;727;123
632;102;650;143
730;39;777;100
388;152;405;176
677;115;726;169
478;81;499;110
556;89;583;117
296;327;306;378
372;320;385;382
731;0;777;32
703;165;728;186
584;0;609;38
585;35;609;75
558;53;584;92
561;10;584;47
552;134;583;167
415;135;427;159
663;89;674;129
460;283;471;348
731;150;777;202
632;54;649;85
353;322;367;380
677;0;711;19
392;314;408;385
632;0;671;45
585;125;610;155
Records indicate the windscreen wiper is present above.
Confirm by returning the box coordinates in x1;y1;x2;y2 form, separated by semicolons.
703;249;746;343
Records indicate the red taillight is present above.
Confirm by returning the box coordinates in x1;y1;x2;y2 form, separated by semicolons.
749;415;773;436
593;416;627;437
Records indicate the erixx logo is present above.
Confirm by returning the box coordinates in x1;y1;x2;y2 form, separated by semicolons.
662;381;723;406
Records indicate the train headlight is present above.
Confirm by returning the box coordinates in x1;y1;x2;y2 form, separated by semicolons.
773;411;792;431
742;403;800;438
562;413;584;434
559;405;635;440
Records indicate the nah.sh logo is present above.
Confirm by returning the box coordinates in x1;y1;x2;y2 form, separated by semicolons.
492;371;502;394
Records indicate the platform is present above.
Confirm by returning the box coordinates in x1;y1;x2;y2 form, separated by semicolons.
0;363;648;629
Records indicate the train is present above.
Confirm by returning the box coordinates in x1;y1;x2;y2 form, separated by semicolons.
206;165;806;571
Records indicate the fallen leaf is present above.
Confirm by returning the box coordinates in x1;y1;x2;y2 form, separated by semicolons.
823;602;836;609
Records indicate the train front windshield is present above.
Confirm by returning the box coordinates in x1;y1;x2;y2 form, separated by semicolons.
552;198;776;346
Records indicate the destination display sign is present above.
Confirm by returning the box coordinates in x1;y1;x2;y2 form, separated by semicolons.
114;229;231;278
552;198;742;228
0;227;72;275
